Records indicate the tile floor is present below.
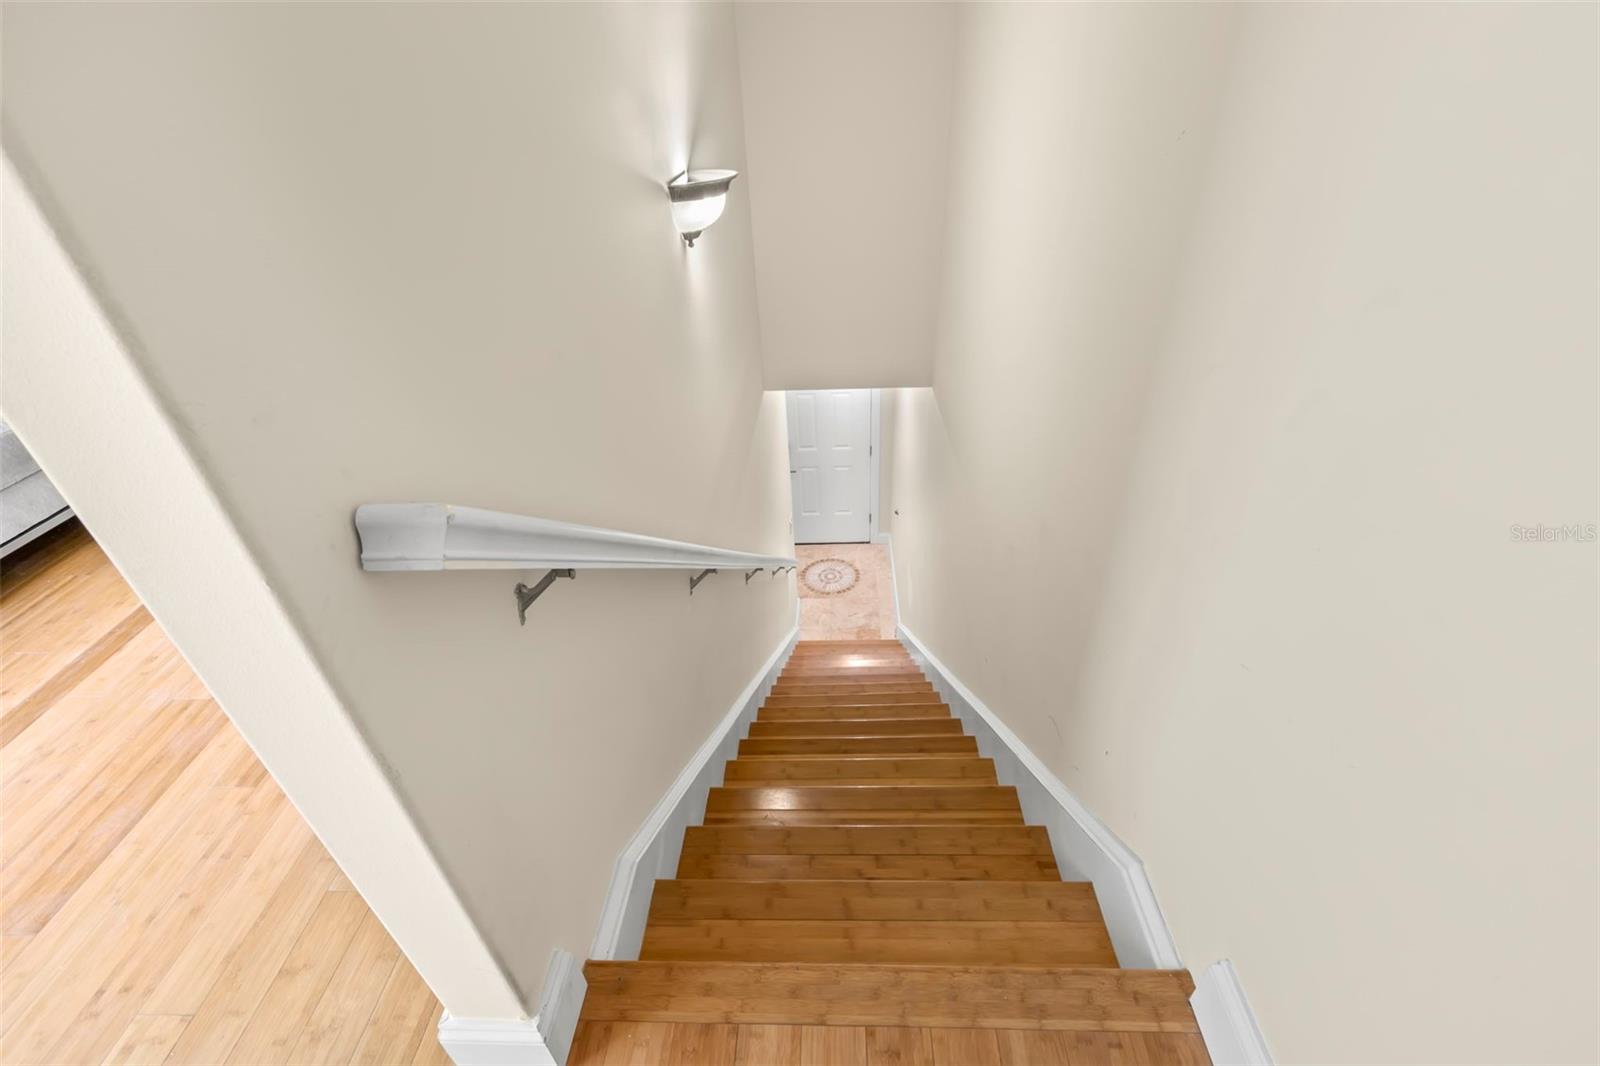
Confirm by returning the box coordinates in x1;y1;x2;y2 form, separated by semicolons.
795;542;897;641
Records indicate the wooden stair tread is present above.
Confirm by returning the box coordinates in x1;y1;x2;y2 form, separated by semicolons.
789;657;906;663
569;1022;1210;1066
749;718;963;737
639;918;1118;966
682;826;1051;856
788;646;914;653
758;704;951;720
678;854;1061;880
771;681;934;692
647;880;1104;922
763;697;946;708
732;752;986;761
704;809;1025;826
768;690;936;699
726;778;995;788
787;657;914;665
786;647;916;654
787;650;914;657
789;645;912;653
765;693;942;707
769;689;937;699
776;677;927;685
779;664;920;672
783;658;917;664
707;785;1022;812
724;756;996;784
777;669;927;679
739;735;978;755
775;677;931;686
580;961;1200;1032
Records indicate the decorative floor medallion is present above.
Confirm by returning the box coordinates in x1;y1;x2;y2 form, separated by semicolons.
801;558;860;596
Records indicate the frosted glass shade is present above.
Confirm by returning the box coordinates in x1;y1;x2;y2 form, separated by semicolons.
667;169;739;247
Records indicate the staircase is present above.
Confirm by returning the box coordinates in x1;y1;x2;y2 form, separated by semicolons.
573;640;1209;1064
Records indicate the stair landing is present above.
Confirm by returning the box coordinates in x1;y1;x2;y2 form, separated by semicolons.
572;639;1209;1065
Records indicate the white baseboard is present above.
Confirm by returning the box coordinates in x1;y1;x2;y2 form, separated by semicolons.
437;1016;549;1066
878;533;901;621
532;950;587;1065
895;623;1183;970
1191;960;1274;1065
439;949;587;1065
588;624;799;960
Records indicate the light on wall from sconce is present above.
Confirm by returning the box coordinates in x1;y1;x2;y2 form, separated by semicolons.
667;169;738;247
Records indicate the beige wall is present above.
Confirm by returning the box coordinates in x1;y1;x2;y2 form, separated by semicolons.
894;0;1240;718
887;4;1597;1064
3;1;794;1013
736;2;954;389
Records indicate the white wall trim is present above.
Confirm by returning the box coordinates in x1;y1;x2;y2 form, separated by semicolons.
895;622;1184;970
879;532;901;618
1191;960;1274;1065
438;1014;551;1066
589;623;799;960
533;949;586;1065
868;388;883;542
355;503;795;573
439;947;590;1066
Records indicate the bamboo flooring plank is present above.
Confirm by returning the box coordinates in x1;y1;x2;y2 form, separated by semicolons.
161;839;340;1064
100;1014;191;1066
286;908;403;1065
223;890;369;1064
349;957;438;1066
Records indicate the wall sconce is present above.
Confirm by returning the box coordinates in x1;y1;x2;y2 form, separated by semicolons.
667;169;739;247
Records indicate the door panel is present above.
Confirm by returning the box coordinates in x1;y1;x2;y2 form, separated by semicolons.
792;393;818;450
797;468;821;519
787;389;871;543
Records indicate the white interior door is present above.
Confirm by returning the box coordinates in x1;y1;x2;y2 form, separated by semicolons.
787;389;872;544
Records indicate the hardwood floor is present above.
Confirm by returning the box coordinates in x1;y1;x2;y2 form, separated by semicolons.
573;640;1210;1065
0;522;449;1065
